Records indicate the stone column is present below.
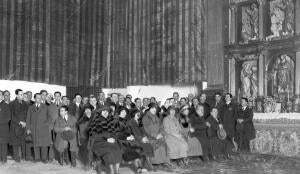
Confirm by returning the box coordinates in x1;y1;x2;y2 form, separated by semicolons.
258;52;266;96
229;4;237;44
258;0;266;40
229;57;236;96
295;51;300;96
295;0;300;35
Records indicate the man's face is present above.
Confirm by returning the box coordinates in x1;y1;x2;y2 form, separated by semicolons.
225;94;232;103
126;95;132;101
211;108;218;118
62;97;68;105
142;98;148;106
23;94;29;102
17;91;24;101
170;99;175;105
75;95;82;103
188;94;194;101
46;95;52;103
54;93;61;102
150;107;157;115
173;93;179;101
118;95;125;103
135;99;142;107
82;97;89;105
59;108;67;117
150;97;156;103
120;110;127;118
4;92;10;102
27;92;32;100
192;98;199;106
215;95;221;103
200;94;206;102
180;98;187;106
241;99;248;107
35;94;42;104
99;92;105;101
112;94;118;103
90;98;97;106
182;109;189;116
196;106;204;117
41;92;47;101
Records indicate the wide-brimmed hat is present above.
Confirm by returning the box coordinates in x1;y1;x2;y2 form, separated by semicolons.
97;105;110;114
217;128;227;140
117;106;129;115
148;102;157;109
83;105;93;111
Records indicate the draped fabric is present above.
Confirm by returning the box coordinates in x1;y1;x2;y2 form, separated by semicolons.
0;0;217;88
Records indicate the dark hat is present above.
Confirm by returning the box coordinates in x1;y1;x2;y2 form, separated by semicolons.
83;105;93;111
117;106;129;115
109;102;117;108
61;130;75;141
97;105;110;113
130;109;141;118
148;102;157;109
180;104;189;113
217;128;227;140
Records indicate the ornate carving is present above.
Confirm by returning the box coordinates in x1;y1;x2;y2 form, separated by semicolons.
269;54;295;99
240;59;258;99
241;3;259;43
229;3;238;13
257;0;266;6
267;0;295;40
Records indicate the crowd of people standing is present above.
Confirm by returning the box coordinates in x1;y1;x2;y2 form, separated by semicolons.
0;89;256;174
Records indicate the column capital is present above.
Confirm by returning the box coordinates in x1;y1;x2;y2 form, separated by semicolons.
229;3;238;13
257;0;266;6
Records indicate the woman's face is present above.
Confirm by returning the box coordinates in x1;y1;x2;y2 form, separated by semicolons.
120;110;127;118
182;109;189;116
101;110;109;118
85;108;92;117
169;109;176;116
150;107;157;115
134;112;141;120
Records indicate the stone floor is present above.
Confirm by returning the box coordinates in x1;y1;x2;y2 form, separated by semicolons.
0;153;299;174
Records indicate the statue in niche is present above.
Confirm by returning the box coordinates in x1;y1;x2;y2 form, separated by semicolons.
240;60;258;99
241;3;259;43
271;54;294;98
267;0;294;40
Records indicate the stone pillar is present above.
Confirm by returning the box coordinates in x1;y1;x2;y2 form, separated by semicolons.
295;51;300;96
258;53;265;96
258;0;266;40
229;4;237;44
229;57;236;96
295;0;300;35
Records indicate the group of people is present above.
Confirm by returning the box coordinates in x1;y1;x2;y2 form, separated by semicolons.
0;89;256;174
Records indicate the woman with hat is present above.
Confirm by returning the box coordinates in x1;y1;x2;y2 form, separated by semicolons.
126;109;154;171
142;103;170;167
88;105;122;174
180;105;203;159
77;105;94;168
163;106;188;167
206;107;228;160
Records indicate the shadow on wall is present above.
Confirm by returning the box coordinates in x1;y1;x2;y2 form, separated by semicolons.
103;85;198;103
0;80;66;99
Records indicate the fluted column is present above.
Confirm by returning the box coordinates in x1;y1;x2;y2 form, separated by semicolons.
229;3;237;44
296;0;300;35
229;55;237;95
258;51;267;96
258;0;266;40
295;51;300;96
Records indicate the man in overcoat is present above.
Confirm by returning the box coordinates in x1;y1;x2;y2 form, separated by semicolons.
26;93;51;163
0;91;11;162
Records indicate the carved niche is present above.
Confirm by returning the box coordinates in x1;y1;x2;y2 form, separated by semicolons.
240;2;259;43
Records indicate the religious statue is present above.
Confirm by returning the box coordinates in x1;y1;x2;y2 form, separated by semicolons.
240;61;258;98
241;3;259;43
267;0;294;40
271;54;294;98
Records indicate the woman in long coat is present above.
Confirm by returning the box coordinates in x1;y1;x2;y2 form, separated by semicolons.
88;106;122;174
0;97;11;162
142;103;169;165
163;106;188;164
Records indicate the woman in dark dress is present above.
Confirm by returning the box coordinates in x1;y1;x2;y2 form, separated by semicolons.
88;106;122;174
77;105;93;168
126;109;154;171
206;107;228;159
114;106;147;173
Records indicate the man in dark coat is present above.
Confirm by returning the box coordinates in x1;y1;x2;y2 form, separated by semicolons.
214;92;225;111
189;105;211;161
26;93;51;163
199;93;210;120
9;89;29;162
236;98;256;152
0;91;11;162
219;93;237;157
69;93;84;120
